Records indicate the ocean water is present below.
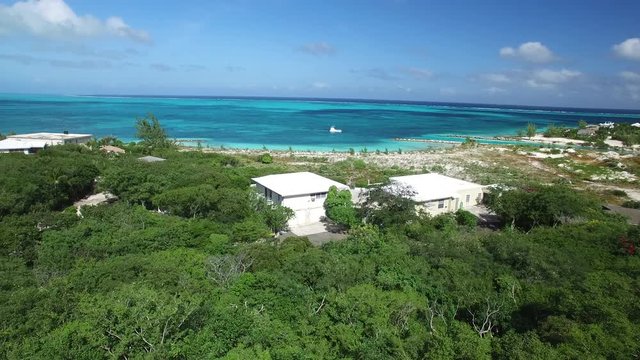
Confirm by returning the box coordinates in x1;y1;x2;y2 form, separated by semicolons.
1;94;639;151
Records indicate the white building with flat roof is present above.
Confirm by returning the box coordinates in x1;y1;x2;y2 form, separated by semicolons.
252;171;349;227
389;173;486;215
0;132;92;154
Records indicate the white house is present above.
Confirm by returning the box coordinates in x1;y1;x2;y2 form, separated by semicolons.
252;172;349;227
0;132;92;154
388;173;486;215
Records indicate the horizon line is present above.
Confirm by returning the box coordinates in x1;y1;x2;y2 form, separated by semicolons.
2;91;640;113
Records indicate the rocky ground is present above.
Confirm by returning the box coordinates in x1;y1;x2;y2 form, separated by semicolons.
198;142;640;204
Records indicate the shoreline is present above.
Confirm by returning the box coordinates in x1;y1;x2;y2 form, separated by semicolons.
176;135;581;155
177;131;640;153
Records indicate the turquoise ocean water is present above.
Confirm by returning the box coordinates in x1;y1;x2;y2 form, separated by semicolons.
1;94;639;151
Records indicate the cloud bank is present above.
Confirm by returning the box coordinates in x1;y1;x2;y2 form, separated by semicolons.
527;68;581;89
481;73;511;83
0;0;150;42
500;41;555;63
403;67;432;79
613;38;640;61
298;42;335;56
620;71;640;82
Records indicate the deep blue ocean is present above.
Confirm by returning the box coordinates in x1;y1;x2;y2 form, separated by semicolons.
1;94;639;151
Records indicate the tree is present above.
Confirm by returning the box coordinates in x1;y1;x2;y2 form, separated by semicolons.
455;209;478;228
324;186;358;228
135;113;174;151
258;153;273;164
543;124;567;138
231;217;271;242
75;285;201;358
485;184;601;230
153;185;219;218
263;204;294;233
205;253;253;288
461;137;478;147
526;123;537;138
360;183;417;228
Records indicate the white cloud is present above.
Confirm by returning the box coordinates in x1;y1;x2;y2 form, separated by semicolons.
620;71;640;82
485;86;507;94
533;68;581;83
0;53;113;68
311;82;330;89
525;79;554;89
500;41;555;63
351;67;398;81
526;68;581;89
396;84;412;92
298;42;335;56
404;67;432;79
0;0;150;42
481;73;511;83
613;38;640;61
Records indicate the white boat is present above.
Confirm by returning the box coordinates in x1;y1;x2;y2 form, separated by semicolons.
329;126;342;133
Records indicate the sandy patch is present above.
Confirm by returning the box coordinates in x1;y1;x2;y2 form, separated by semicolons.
521;134;585;146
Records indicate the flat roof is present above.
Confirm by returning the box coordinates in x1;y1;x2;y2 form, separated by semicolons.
0;138;50;150
8;132;92;141
252;171;348;197
389;173;484;202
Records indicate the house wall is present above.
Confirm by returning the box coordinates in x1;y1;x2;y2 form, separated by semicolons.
253;184;329;227
63;136;92;144
454;187;484;209
417;198;454;216
254;184;284;205
282;193;328;226
417;187;484;215
0;149;31;154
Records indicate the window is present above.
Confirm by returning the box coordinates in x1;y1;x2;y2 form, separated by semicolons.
310;192;327;202
438;200;445;209
466;194;470;203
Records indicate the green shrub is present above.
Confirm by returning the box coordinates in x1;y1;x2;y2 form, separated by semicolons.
609;189;628;197
455;209;478;227
622;200;640;209
258;153;273;164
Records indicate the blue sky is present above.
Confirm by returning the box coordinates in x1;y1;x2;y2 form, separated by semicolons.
1;0;640;109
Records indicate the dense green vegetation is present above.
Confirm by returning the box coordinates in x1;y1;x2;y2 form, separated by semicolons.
536;121;640;146
1;136;639;358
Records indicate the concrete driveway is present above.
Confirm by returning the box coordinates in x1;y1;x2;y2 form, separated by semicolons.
465;204;502;229
289;222;329;236
280;221;348;246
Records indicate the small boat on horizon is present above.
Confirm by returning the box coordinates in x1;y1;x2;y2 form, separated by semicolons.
329;126;342;133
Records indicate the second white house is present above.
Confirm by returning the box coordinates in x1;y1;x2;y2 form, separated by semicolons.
389;173;486;215
252;171;349;227
0;132;92;154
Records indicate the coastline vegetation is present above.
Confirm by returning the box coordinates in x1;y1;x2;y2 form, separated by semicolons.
1;118;639;359
521;120;640;147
